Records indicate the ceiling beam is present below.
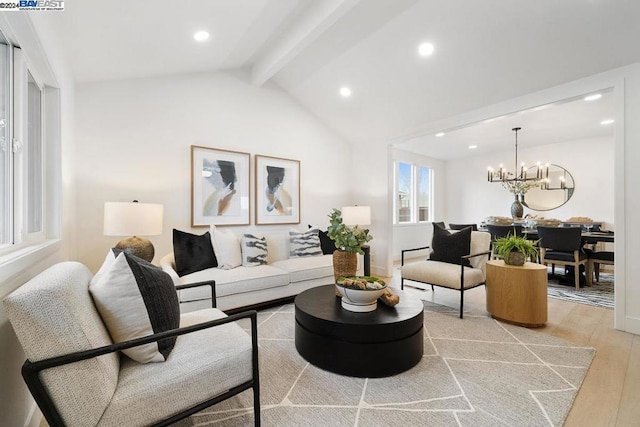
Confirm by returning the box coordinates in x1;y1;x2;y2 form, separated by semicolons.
250;0;360;86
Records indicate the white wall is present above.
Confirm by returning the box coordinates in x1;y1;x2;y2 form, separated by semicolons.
444;136;614;228
620;64;640;332
75;70;354;272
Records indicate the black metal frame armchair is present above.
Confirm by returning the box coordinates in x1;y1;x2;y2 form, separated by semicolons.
5;267;261;427
400;231;491;319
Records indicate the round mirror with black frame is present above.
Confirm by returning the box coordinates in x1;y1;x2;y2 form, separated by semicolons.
520;164;575;211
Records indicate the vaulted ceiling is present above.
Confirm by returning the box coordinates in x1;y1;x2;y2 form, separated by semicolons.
50;0;639;156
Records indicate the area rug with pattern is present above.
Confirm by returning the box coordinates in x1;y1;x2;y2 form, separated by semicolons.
177;300;595;427
547;272;614;309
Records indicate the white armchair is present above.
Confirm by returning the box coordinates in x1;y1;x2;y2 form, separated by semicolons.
3;261;260;426
400;230;491;318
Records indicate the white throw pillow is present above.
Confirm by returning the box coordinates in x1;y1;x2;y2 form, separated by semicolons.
289;228;323;257
241;233;268;267
210;225;242;269
89;251;180;363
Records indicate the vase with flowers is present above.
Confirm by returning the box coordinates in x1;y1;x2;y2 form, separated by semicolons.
502;179;541;219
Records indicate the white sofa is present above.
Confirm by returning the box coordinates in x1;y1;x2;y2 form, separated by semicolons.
161;231;338;312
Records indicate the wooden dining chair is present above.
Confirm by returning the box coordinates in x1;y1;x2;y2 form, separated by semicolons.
486;224;524;260
537;226;590;289
587;251;614;283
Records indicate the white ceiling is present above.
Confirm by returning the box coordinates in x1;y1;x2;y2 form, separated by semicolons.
49;0;639;157
397;89;615;160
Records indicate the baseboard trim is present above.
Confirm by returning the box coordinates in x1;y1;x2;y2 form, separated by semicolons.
623;315;640;335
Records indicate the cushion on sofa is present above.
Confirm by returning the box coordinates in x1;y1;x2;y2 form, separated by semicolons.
177;265;290;301
89;252;180;363
270;254;334;283
308;225;337;255
90;247;121;286
429;223;472;267
210;225;242;269
289;229;322;257
265;234;289;263
173;229;217;276
241;233;268;267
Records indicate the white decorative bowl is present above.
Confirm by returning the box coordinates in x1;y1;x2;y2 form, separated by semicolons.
335;283;386;312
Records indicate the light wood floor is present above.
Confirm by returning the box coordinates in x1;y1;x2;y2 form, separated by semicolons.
387;265;640;426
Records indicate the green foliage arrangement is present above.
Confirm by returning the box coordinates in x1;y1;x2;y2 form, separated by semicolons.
493;231;539;261
326;208;372;255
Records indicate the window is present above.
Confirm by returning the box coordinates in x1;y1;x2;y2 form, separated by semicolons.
26;71;43;235
0;30;49;251
394;162;432;224
0;33;10;246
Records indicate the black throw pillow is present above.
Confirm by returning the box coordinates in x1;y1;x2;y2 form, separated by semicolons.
308;225;337;255
429;223;472;267
173;229;217;277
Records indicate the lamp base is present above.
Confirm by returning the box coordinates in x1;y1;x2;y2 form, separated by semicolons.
115;236;155;262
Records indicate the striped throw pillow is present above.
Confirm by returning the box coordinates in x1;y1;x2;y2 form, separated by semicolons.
289;229;323;257
241;233;268;267
89;252;180;363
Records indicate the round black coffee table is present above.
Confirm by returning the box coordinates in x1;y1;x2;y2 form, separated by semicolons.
294;285;424;378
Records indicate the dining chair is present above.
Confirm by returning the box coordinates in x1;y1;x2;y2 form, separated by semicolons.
448;223;478;231
537;226;590;289
587;251;614;283
486;224;524;260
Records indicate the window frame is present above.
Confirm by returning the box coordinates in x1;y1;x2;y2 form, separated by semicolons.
393;161;433;225
0;36;49;254
0;31;12;249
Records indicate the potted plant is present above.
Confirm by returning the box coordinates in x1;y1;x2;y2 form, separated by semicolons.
492;232;539;266
326;208;372;279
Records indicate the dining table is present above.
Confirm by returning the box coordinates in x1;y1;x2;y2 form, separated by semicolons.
521;229;615;244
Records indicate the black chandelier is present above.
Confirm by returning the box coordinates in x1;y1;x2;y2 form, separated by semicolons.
487;127;548;185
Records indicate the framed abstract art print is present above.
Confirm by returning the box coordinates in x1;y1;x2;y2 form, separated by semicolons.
191;146;250;226
255;155;300;225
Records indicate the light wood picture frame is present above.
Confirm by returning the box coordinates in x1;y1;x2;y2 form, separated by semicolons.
191;145;250;227
255;155;300;225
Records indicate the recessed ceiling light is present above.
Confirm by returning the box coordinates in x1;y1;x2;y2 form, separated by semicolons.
339;87;352;98
435;132;445;137
469;145;477;149
601;119;614;125
193;31;210;42
584;93;602;101
418;42;435;57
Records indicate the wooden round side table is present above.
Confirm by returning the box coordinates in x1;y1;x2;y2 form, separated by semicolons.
485;260;548;327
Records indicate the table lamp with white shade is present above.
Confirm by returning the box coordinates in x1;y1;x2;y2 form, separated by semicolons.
104;200;163;262
341;205;372;276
